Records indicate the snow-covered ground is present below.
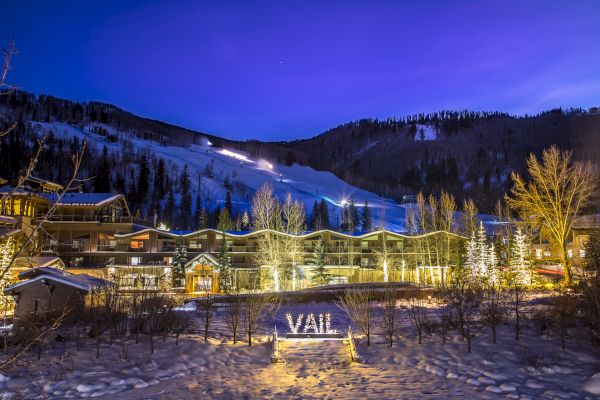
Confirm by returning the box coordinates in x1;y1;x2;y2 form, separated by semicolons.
2;301;599;399
32;122;407;230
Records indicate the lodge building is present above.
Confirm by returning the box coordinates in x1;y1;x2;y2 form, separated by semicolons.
1;181;598;293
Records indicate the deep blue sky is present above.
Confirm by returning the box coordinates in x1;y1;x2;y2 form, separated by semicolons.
3;1;600;141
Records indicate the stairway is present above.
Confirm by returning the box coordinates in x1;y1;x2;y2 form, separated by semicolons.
278;338;350;365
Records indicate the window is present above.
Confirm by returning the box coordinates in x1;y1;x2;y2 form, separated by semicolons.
567;249;573;259
130;256;142;266
535;249;543;259
189;240;202;250
194;275;212;292
130;240;145;249
581;249;587;258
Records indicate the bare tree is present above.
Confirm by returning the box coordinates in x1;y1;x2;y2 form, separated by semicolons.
196;291;217;342
550;292;578;351
504;268;528;341
224;291;243;344
407;289;429;345
251;183;284;291
461;289;483;353
0;139;88;311
461;198;479;237
506;146;597;284
381;285;401;346
338;287;376;345
242;291;280;346
1;305;70;370
172;310;195;346
480;285;505;344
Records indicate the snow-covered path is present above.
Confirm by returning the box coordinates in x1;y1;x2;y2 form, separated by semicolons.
2;302;600;399
278;338;349;365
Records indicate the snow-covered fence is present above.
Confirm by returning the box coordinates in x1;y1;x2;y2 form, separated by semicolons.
270;326;283;363
347;326;360;363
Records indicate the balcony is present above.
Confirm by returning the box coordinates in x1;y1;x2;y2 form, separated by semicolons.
38;214;153;225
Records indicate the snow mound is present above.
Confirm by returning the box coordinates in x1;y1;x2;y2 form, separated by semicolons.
583;372;600;394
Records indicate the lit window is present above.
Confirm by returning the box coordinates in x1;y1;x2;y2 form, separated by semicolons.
581;249;587;258
567;249;573;259
130;256;142;266
535;249;543;259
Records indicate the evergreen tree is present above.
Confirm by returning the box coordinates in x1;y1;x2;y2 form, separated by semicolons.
311;238;331;285
217;207;232;231
199;208;208;229
172;238;187;287
94;145;111;192
217;233;233;293
318;198;330;229
350;198;360;232
225;191;233;215
165;189;175;228
309;200;320;230
241;211;250;230
179;165;192;229
341;198;360;232
509;229;532;286
465;222;497;286
194;192;202;229
152;157;166;205
137;153;150;205
362;201;373;232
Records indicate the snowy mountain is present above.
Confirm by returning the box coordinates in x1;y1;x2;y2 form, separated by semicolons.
32;121;407;231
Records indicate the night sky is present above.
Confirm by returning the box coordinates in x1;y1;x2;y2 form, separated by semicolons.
3;0;600;141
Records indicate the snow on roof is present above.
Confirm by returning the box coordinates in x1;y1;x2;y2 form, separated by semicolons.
3;274;90;294
115;227;466;240
41;192;123;207
0;227;20;239
0;215;17;224
14;257;65;272
6;267;111;295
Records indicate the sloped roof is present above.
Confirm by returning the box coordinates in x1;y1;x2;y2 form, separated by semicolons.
5;267;111;295
40;192;124;207
0;227;20;240
13;257;65;271
115;227;467;240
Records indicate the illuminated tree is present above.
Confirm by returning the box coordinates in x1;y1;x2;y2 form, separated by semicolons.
461;198;479;237
252;183;284;291
0;236;16;312
311;238;331;285
506;146;597;285
510;228;532;286
464;222;497;286
217;233;233;293
171;238;187;288
217;207;232;231
282;193;306;291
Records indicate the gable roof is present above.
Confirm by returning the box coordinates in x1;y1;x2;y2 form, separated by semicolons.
13;257;65;272
4;267;111;295
185;253;219;270
40;192;124;207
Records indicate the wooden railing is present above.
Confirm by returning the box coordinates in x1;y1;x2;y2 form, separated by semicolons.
38;214;153;225
347;326;360;363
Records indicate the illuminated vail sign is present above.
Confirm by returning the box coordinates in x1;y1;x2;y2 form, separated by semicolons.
285;313;338;336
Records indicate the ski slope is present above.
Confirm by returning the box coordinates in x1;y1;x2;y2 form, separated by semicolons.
32;122;408;231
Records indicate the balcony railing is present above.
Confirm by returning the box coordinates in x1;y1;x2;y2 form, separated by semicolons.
38;214;153;225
